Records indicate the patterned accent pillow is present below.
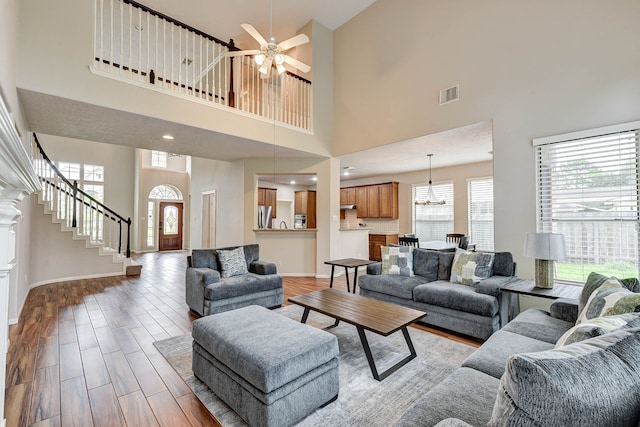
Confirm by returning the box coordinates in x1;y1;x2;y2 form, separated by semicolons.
381;246;414;277
576;278;640;324
217;247;249;278
555;313;640;348
449;248;495;285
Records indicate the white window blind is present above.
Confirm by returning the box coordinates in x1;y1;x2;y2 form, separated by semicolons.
412;183;454;241
535;126;640;282
468;178;494;251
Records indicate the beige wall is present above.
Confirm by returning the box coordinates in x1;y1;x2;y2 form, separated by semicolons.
189;157;244;249
334;0;640;279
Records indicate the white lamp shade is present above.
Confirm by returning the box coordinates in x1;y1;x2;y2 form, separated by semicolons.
523;232;566;261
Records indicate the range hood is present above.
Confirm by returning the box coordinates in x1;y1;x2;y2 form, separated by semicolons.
340;204;357;210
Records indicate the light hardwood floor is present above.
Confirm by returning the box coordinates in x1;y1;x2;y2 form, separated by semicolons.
5;251;479;426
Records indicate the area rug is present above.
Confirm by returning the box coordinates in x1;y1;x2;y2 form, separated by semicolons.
153;305;476;426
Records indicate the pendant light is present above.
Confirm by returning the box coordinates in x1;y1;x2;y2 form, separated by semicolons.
415;154;446;205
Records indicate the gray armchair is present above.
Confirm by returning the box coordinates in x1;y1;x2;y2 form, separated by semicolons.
186;244;283;316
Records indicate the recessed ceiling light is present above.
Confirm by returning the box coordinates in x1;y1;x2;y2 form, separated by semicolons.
312;176;318;181
162;134;174;140
290;180;296;185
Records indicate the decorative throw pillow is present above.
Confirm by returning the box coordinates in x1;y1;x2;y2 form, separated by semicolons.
449;248;495;286
381;245;414;277
488;327;640;427
217;247;248;278
412;249;438;280
576;278;640;324
555;313;640;348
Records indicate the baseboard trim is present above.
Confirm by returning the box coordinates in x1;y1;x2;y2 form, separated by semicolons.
280;273;317;277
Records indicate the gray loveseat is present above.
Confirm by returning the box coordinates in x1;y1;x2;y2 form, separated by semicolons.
185;244;283;316
358;248;517;340
396;272;640;426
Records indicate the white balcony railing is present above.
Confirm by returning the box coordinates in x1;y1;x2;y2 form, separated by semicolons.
93;0;312;131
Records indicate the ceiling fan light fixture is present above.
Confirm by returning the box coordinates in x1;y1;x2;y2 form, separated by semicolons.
254;53;265;66
274;53;285;65
276;63;286;75
415;154;446;206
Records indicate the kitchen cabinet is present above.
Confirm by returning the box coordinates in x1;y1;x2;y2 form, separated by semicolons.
344;182;399;219
368;234;399;261
367;185;380;218
340;187;356;205
379;182;399;218
295;190;316;228
355;186;368;218
258;187;277;218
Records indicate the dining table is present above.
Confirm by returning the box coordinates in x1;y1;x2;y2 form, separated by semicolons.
419;240;459;251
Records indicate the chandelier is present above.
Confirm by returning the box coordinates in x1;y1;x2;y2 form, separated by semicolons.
415;154;446;206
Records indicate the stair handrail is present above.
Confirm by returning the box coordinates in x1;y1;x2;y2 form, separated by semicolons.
32;133;131;257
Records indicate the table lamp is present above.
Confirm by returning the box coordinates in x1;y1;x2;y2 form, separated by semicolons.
523;233;566;288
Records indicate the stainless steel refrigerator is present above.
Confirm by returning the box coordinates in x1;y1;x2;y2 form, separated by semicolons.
258;205;273;229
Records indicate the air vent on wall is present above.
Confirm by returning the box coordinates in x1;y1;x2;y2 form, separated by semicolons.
439;84;460;105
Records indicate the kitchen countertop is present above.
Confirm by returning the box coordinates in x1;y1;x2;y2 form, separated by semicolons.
339;227;372;231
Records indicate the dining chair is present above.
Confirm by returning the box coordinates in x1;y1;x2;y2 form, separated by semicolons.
398;237;419;247
446;233;465;244
459;235;476;250
403;233;416;238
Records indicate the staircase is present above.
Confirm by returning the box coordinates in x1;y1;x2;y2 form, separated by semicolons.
31;133;141;279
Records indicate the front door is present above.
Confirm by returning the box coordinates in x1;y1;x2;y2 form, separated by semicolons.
159;202;183;251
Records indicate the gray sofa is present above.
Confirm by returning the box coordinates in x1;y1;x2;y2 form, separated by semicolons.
358;249;517;340
185;244;283;316
396;272;640;427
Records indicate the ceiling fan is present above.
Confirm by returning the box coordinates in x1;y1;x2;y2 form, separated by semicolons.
225;0;311;78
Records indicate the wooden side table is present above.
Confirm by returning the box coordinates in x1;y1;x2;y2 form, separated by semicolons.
501;279;582;323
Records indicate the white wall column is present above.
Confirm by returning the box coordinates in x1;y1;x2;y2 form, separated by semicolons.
0;89;41;426
0;200;22;425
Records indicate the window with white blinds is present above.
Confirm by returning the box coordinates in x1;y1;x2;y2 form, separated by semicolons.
412;183;454;241
468;178;494;251
534;124;640;283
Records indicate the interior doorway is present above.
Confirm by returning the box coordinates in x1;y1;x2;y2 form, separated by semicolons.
201;191;216;248
159;202;183;251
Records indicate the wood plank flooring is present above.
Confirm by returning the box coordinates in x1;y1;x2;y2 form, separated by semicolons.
5;251;479;426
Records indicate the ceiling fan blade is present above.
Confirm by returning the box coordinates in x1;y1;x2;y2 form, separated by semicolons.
241;23;267;46
225;50;261;57
259;56;273;78
283;55;311;73
277;33;309;51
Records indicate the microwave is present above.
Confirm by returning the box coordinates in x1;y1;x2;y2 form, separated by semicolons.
294;214;307;229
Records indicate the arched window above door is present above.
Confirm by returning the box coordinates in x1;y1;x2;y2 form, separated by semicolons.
149;184;183;200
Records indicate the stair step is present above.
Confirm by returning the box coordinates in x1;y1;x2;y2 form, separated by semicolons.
126;263;143;276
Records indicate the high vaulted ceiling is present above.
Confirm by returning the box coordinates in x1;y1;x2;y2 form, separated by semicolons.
20;0;494;180
139;0;377;49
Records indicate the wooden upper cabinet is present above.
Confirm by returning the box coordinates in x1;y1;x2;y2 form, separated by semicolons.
340;187;356;205
355;186;368;218
348;182;398;219
257;188;265;206
295;190;316;228
379;182;399;218
367;185;380;218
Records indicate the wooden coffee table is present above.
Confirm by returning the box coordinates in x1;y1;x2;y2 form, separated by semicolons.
288;289;427;381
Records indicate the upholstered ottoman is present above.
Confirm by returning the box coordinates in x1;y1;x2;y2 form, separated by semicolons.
192;305;340;427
